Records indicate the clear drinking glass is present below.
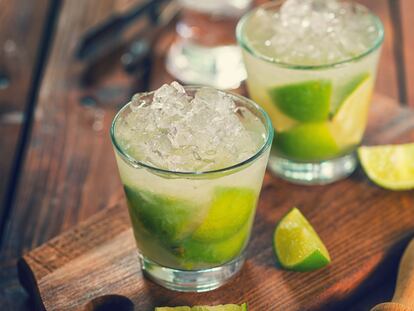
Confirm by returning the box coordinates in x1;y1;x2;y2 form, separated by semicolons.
111;87;273;292
237;1;384;184
166;0;252;89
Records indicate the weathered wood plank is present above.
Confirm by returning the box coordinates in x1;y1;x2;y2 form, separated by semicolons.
0;0;146;309
400;0;414;106
18;94;414;311
0;2;52;308
0;0;50;231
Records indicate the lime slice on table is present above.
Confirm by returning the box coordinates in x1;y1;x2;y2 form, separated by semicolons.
156;303;248;311
330;74;373;149
274;207;330;272
124;186;197;242
274;122;340;161
192;304;248;311
191;187;256;242
269;80;332;122
358;143;414;190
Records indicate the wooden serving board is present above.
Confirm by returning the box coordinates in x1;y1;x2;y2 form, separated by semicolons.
18;95;414;311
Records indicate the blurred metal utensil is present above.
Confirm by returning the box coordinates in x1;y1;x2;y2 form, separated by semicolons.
76;0;167;62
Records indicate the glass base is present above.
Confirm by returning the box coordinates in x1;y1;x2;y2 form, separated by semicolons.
166;40;246;89
139;253;245;292
268;152;357;185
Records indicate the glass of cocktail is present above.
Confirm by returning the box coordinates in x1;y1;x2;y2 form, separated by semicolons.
166;0;251;89
111;82;273;292
237;0;384;184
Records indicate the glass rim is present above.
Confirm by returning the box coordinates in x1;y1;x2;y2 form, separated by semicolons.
110;86;274;177
236;1;385;70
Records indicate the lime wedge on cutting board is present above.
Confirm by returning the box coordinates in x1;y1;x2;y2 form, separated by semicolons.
274;208;330;272
156;303;248;311
358;143;414;190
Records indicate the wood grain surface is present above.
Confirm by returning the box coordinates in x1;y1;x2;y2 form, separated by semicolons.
0;0;143;309
0;1;51;309
0;0;50;228
18;95;414;311
1;0;414;310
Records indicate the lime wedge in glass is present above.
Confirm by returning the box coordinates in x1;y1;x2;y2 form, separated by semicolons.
178;221;250;266
331;73;371;115
269;80;332;122
156;303;248;311
330;74;373;149
274;122;340;161
246;84;297;132
191;187;256;242
358;143;414;190
124;186;197;242
274;207;331;272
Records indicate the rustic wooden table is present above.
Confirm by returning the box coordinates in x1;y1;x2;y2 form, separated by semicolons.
0;0;413;310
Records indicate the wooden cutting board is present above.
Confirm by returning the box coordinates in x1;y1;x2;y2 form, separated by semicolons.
18;95;414;311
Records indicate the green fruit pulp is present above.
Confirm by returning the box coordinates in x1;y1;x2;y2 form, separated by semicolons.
273;207;330;272
269;80;332;122
331;73;371;116
268;74;372;161
124;186;257;269
176;221;251;267
191;187;256;242
274;122;340;161
124;186;197;242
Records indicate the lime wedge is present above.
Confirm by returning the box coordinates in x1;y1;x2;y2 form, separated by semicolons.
358;144;414;190
191;187;256;242
192;304;248;311
330;74;373;149
274;208;330;272
269;80;331;122
124;186;197;242
246;84;298;132
156;307;191;311
178;221;250;266
332;73;371;114
156;304;248;311
274;122;340;161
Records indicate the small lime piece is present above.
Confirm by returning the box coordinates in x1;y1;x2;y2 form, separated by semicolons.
178;222;250;266
274;122;340;161
269;80;332;122
274;207;331;272
330;74;373;149
124;186;196;242
156;308;191;311
155;304;248;311
358;144;414;190
191;187;256;242
192;304;248;311
332;73;371;114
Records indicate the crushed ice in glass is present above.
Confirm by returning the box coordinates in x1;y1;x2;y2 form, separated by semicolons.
245;0;381;65
115;82;265;172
